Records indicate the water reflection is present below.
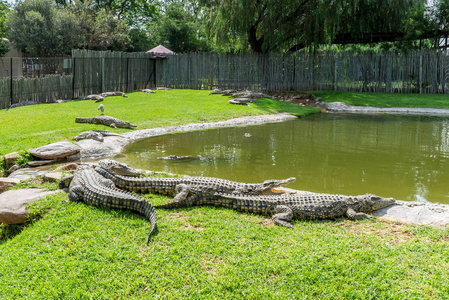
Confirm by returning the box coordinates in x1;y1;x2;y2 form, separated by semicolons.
117;114;449;204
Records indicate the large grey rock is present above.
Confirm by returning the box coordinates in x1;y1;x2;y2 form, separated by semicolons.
374;200;449;226
0;188;59;224
323;102;449;116
29;142;80;160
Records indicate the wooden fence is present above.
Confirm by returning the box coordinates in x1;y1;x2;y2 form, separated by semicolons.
156;50;449;93
1;49;449;110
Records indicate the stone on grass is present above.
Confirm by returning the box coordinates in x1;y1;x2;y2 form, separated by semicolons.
0;188;59;224
55;163;79;171
27;160;55;167
0;177;21;193
43;172;63;182
4;152;21;166
29;142;80;160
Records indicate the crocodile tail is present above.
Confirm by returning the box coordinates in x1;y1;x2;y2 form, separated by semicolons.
140;199;157;244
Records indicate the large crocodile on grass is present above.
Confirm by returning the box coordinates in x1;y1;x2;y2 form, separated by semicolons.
59;164;157;244
75;115;137;128
94;161;296;203
197;192;395;228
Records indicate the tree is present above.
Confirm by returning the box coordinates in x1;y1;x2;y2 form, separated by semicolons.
6;0;80;56
67;0;130;51
55;0;157;27
149;2;210;52
0;0;10;56
201;0;432;53
127;28;155;52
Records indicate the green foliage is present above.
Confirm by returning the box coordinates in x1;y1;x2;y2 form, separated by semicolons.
201;0;433;52
69;0;130;51
127;28;155;52
6;0;80;56
0;0;9;38
12;150;33;167
149;2;210;52
0;38;9;56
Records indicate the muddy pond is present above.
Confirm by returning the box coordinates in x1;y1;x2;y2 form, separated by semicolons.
115;114;449;204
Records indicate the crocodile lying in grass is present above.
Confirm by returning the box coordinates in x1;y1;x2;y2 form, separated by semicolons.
205;193;396;228
59;164;157;244
94;162;296;203
75;115;137;128
74;130;127;142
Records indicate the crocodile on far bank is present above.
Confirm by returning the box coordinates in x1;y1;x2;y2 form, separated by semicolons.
59;164;157;244
75;115;137;128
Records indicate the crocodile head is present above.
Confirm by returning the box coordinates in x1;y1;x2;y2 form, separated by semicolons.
97;159;141;177
365;194;396;210
261;177;296;194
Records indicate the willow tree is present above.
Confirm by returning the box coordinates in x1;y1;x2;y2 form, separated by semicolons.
201;0;430;53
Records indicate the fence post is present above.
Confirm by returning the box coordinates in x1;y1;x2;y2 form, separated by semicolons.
126;57;129;92
10;57;13;106
419;54;423;93
101;57;105;93
72;57;76;100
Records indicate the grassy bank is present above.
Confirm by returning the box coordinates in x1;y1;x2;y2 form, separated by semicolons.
0;89;319;156
312;90;449;108
1;90;449;298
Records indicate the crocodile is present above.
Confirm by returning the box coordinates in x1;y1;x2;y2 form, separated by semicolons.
94;163;296;203
74;130;127;142
59;164;157;244
199;193;395;228
75;115;137;128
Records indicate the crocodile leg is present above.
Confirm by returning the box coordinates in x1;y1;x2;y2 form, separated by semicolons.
346;208;374;220
173;184;190;202
68;185;84;202
272;205;294;228
59;175;74;190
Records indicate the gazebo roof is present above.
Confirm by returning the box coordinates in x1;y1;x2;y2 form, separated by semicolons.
146;45;174;55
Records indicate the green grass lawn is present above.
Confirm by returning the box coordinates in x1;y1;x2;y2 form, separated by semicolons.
0;89;319;156
312;90;449;108
1;90;449;298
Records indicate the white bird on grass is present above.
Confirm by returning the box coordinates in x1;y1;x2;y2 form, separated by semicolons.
97;104;104;115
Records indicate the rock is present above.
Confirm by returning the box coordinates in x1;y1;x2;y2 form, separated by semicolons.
141;89;155;93
55;163;79;171
8;168;50;180
6;165;21;176
29;142;81;160
27;160;55;167
0;188;59;224
4;152;21;166
43;172;63;182
0;177;21;193
374;200;449;226
155;87;172;90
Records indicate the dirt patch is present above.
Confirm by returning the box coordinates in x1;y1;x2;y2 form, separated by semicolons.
167;212;205;230
340;220;415;244
270;92;322;107
261;219;275;227
200;254;226;277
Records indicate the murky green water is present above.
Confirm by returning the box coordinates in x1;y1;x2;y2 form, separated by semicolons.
116;114;449;204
